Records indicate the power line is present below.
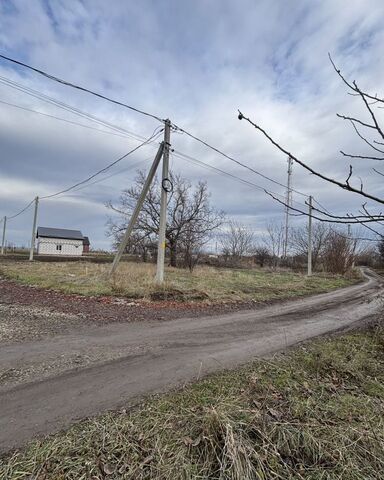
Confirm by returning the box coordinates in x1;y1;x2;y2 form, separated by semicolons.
172;149;308;208
1;55;377;228
41;128;163;199
0;58;310;198
0;53;164;123
172;123;309;198
0;75;159;144
266;190;382;226
7;198;35;219
0;98;136;139
2;134;160;221
0;72;305;206
0;57;308;197
174;149;381;228
312;198;333;216
56;156;153;196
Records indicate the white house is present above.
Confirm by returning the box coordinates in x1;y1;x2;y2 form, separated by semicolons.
36;227;88;256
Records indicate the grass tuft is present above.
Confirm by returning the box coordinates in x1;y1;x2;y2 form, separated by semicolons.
0;261;356;304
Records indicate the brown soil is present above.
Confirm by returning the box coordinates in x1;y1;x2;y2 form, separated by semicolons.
0;269;382;454
0;277;272;325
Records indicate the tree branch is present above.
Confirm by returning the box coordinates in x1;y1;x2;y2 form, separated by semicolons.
238;111;384;205
336;113;376;130
340;151;384;161
349;121;384;154
265;189;383;227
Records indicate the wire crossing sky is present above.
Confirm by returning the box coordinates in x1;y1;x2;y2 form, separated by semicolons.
0;0;383;249
0;56;310;198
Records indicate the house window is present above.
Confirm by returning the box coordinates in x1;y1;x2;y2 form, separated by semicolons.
56;244;62;251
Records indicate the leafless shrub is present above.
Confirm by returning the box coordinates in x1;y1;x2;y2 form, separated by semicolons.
261;222;285;268
253;246;271;267
220;221;254;262
322;230;358;274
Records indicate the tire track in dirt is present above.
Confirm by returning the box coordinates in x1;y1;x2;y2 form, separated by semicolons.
0;268;382;454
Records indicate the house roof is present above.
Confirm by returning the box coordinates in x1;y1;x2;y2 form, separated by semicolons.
83;236;90;245
37;227;84;241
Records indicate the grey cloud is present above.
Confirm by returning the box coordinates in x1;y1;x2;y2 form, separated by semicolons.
0;0;383;248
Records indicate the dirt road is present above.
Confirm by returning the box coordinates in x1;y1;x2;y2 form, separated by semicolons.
0;269;382;454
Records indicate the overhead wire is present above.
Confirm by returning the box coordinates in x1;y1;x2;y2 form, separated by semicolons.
173;150;379;230
0;75;160;144
172;149;309;209
312;198;333;216
0;55;380;233
0;98;134;139
40;127;163;199
0;123;162;221
56;156;154;196
7;198;35;219
0;77;164;219
0;54;165;123
0;57;309;197
172;123;309;198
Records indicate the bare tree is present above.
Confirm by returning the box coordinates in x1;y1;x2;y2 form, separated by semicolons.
179;225;204;272
107;170;224;267
261;222;285;267
105;224;157;262
220;220;254;260
290;222;331;270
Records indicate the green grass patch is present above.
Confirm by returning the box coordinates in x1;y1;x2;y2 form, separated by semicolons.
1;326;383;479
0;261;356;303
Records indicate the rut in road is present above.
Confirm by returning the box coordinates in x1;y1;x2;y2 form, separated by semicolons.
0;268;382;454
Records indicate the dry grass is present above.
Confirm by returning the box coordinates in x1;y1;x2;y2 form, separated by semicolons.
0;261;356;303
1;325;383;479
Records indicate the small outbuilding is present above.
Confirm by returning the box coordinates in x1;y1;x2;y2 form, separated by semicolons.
36;227;89;256
82;236;90;254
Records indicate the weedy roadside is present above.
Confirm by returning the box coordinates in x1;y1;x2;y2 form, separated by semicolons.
1;321;383;479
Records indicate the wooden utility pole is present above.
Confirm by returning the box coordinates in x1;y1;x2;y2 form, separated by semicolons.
155;119;171;284
1;216;6;255
307;195;313;276
110;141;165;275
29;196;39;261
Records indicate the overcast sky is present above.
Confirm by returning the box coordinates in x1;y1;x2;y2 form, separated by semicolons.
0;0;383;250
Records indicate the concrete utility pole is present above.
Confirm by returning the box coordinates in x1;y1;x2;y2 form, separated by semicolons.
155;119;171;284
29;196;39;261
110;141;165;276
1;216;7;255
307;195;313;276
283;156;293;258
347;224;355;269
